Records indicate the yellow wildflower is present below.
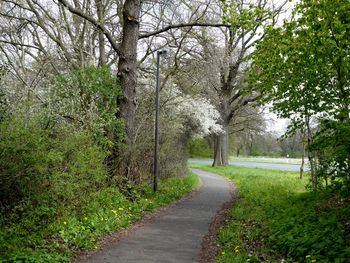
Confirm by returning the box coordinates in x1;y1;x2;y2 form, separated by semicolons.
63;221;67;225
234;245;240;252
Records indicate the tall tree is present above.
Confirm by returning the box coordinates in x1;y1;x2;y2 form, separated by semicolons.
55;0;233;174
0;0;287;171
211;0;287;166
1;0;233;175
249;0;350;190
171;0;286;165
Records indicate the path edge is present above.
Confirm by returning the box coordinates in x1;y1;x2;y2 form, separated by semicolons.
194;169;238;263
74;174;204;262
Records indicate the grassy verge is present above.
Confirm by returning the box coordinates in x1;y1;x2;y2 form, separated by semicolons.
0;173;199;263
190;164;350;263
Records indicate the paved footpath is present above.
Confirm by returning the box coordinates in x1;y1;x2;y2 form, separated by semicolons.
77;169;232;263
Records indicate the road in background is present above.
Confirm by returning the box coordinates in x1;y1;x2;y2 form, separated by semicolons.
188;159;307;172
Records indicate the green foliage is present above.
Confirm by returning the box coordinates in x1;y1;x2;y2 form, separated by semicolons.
0;113;51;205
0;65;128;262
190;165;350;262
248;0;350;192
222;0;273;34
0;112;108;262
188;138;212;158
50;66;124;154
0;113;108;208
311;119;350;194
1;173;199;262
249;0;350;121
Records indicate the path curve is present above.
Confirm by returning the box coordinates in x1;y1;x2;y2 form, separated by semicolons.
76;169;233;263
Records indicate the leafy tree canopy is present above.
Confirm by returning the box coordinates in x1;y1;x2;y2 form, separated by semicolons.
249;0;350;125
248;0;350;192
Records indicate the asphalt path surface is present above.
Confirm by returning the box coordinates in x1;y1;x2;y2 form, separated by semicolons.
77;169;232;263
189;159;306;171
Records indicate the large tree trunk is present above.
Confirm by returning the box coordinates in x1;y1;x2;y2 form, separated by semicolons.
116;0;141;179
212;123;229;166
117;0;141;145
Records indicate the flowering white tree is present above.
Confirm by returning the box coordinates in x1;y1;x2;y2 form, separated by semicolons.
154;84;222;137
175;94;223;137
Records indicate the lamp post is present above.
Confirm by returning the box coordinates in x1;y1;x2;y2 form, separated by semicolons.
153;50;167;192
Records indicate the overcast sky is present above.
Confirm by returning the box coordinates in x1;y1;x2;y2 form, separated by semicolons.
264;107;289;136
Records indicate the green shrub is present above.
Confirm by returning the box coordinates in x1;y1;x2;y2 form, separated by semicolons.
0;114;51;206
0;113;108;209
0;111;110;261
311;119;350;195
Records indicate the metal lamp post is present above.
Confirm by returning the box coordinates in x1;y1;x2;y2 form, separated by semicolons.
153;50;167;192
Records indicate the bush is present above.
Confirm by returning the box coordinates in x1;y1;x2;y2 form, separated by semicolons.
0;113;108;210
0;114;50;206
311;119;350;194
0;108;113;261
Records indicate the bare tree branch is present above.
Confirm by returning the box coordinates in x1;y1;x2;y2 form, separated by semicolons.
57;0;120;56
0;40;42;51
139;22;231;39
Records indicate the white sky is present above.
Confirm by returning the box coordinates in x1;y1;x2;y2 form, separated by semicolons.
264;107;289;135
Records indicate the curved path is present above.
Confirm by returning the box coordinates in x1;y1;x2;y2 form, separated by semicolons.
77;169;232;263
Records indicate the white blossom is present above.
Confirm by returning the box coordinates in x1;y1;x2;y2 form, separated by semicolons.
163;86;223;137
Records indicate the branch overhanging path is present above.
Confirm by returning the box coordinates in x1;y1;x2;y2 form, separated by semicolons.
76;169;234;263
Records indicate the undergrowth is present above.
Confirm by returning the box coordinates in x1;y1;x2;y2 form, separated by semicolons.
0;173;199;262
190;164;350;263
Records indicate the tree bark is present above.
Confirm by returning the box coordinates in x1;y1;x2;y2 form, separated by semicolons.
107;0;141;180
300;126;306;179
212;123;229;166
117;0;141;145
305;114;317;190
95;0;106;67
